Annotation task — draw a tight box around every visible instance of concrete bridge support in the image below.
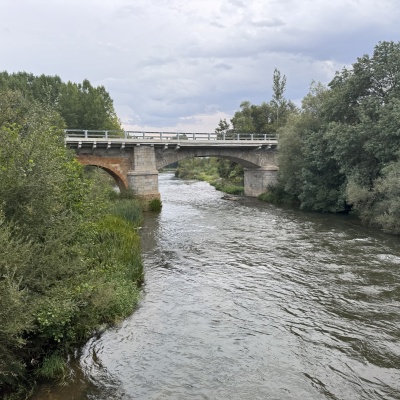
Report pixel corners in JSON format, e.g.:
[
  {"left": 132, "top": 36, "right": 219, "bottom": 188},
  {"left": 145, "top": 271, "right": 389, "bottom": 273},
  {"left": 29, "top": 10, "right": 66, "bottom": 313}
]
[
  {"left": 127, "top": 146, "right": 160, "bottom": 201},
  {"left": 244, "top": 166, "right": 279, "bottom": 197}
]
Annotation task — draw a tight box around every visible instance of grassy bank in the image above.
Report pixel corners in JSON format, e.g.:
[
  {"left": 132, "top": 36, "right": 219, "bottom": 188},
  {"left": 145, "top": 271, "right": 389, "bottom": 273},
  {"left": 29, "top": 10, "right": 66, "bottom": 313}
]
[{"left": 175, "top": 158, "right": 244, "bottom": 195}]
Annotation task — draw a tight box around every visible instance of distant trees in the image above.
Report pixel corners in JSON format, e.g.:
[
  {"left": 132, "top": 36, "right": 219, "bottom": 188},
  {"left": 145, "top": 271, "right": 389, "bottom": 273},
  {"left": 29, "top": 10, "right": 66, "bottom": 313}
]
[
  {"left": 0, "top": 72, "right": 121, "bottom": 130},
  {"left": 212, "top": 68, "right": 298, "bottom": 193},
  {"left": 223, "top": 68, "right": 298, "bottom": 137}
]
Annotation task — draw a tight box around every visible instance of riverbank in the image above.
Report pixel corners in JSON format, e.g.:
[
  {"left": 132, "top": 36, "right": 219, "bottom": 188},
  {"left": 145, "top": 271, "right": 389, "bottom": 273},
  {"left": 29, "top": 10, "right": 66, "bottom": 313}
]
[
  {"left": 2, "top": 196, "right": 145, "bottom": 400},
  {"left": 174, "top": 157, "right": 244, "bottom": 195}
]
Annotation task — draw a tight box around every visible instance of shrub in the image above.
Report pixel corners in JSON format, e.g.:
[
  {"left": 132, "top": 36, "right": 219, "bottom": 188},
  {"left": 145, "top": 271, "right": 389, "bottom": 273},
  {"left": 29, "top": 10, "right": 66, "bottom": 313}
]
[{"left": 148, "top": 198, "right": 162, "bottom": 211}]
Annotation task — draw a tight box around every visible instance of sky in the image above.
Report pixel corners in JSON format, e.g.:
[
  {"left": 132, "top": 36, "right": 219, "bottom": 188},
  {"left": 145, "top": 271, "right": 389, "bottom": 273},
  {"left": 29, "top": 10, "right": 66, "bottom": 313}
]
[{"left": 1, "top": 0, "right": 399, "bottom": 132}]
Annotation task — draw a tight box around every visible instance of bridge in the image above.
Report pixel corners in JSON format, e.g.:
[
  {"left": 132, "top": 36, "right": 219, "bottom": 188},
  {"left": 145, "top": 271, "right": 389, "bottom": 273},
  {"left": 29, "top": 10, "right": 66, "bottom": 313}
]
[{"left": 65, "top": 129, "right": 279, "bottom": 203}]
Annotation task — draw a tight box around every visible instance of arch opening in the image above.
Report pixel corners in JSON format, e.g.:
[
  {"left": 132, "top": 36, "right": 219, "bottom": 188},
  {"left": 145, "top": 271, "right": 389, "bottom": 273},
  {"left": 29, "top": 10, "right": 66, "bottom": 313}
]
[
  {"left": 172, "top": 156, "right": 245, "bottom": 194},
  {"left": 155, "top": 147, "right": 264, "bottom": 171},
  {"left": 83, "top": 165, "right": 127, "bottom": 192}
]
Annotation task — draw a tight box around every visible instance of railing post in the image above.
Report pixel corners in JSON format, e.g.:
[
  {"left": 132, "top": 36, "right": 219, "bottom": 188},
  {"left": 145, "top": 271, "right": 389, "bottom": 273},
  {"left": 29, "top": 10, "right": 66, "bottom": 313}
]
[
  {"left": 251, "top": 134, "right": 253, "bottom": 140},
  {"left": 84, "top": 130, "right": 88, "bottom": 139},
  {"left": 160, "top": 132, "right": 163, "bottom": 140},
  {"left": 124, "top": 131, "right": 127, "bottom": 139},
  {"left": 143, "top": 131, "right": 145, "bottom": 139},
  {"left": 223, "top": 133, "right": 226, "bottom": 140},
  {"left": 105, "top": 130, "right": 108, "bottom": 139},
  {"left": 208, "top": 132, "right": 210, "bottom": 140},
  {"left": 193, "top": 132, "right": 195, "bottom": 140},
  {"left": 237, "top": 133, "right": 240, "bottom": 140},
  {"left": 264, "top": 134, "right": 266, "bottom": 140},
  {"left": 177, "top": 132, "right": 180, "bottom": 140}
]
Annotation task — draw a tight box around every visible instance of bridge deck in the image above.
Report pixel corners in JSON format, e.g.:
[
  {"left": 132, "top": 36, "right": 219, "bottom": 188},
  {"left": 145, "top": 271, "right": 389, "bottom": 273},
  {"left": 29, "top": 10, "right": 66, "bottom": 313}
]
[{"left": 64, "top": 130, "right": 278, "bottom": 149}]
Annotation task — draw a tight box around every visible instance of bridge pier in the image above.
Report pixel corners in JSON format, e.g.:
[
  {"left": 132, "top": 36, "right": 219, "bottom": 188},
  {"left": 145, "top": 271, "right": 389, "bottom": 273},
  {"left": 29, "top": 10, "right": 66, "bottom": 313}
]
[
  {"left": 127, "top": 146, "right": 160, "bottom": 202},
  {"left": 244, "top": 167, "right": 278, "bottom": 197}
]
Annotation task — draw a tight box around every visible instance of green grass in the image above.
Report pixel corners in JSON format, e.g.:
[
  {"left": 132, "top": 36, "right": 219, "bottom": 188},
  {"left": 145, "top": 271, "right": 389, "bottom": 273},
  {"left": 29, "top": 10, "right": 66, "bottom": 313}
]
[
  {"left": 108, "top": 199, "right": 143, "bottom": 226},
  {"left": 36, "top": 352, "right": 68, "bottom": 381},
  {"left": 211, "top": 180, "right": 244, "bottom": 195}
]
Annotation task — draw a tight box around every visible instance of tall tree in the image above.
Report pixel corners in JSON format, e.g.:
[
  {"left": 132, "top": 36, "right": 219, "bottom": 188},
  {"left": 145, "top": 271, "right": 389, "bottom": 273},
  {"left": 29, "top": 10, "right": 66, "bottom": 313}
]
[{"left": 270, "top": 68, "right": 287, "bottom": 125}]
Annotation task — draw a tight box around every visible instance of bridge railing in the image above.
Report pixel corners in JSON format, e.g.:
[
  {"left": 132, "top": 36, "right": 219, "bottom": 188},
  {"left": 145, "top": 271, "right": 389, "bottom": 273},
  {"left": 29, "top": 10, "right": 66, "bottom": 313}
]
[{"left": 64, "top": 129, "right": 277, "bottom": 141}]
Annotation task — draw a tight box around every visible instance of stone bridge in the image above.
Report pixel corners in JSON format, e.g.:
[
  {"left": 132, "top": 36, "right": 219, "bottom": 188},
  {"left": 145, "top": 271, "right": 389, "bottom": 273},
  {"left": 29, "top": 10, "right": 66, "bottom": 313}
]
[{"left": 65, "top": 130, "right": 279, "bottom": 202}]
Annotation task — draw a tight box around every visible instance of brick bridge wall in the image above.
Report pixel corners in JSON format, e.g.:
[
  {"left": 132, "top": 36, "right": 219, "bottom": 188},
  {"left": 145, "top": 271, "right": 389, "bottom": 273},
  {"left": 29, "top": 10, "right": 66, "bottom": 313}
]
[{"left": 76, "top": 154, "right": 131, "bottom": 190}]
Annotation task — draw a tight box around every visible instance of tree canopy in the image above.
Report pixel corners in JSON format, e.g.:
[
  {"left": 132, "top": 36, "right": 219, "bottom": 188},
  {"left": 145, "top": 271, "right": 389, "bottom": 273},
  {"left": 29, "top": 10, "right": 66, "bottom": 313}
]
[
  {"left": 0, "top": 72, "right": 121, "bottom": 130},
  {"left": 216, "top": 68, "right": 298, "bottom": 137},
  {"left": 275, "top": 41, "right": 400, "bottom": 233}
]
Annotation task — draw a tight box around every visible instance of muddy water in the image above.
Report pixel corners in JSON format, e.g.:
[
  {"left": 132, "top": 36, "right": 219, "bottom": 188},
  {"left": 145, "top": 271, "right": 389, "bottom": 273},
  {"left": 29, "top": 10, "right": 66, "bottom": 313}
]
[{"left": 32, "top": 172, "right": 400, "bottom": 399}]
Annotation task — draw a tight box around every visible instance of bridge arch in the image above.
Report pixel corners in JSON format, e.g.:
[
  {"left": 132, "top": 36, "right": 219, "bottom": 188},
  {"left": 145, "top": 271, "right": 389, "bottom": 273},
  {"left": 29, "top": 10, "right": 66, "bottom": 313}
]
[
  {"left": 76, "top": 155, "right": 129, "bottom": 191},
  {"left": 155, "top": 147, "right": 268, "bottom": 170}
]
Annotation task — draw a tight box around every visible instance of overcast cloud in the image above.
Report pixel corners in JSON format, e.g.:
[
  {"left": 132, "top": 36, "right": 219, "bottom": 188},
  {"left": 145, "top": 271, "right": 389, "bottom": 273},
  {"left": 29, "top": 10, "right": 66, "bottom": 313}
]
[{"left": 1, "top": 0, "right": 399, "bottom": 132}]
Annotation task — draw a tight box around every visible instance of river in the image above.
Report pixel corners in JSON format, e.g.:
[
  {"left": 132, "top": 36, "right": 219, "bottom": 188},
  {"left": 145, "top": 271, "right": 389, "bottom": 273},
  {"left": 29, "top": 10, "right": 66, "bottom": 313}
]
[{"left": 33, "top": 172, "right": 400, "bottom": 400}]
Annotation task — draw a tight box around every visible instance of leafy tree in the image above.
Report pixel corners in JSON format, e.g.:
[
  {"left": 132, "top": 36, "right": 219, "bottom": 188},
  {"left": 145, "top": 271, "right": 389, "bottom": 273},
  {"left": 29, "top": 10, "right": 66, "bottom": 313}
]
[
  {"left": 274, "top": 41, "right": 400, "bottom": 229},
  {"left": 230, "top": 69, "right": 297, "bottom": 136},
  {"left": 215, "top": 118, "right": 232, "bottom": 138},
  {"left": 271, "top": 68, "right": 287, "bottom": 125},
  {"left": 231, "top": 101, "right": 256, "bottom": 133},
  {"left": 0, "top": 72, "right": 121, "bottom": 130}
]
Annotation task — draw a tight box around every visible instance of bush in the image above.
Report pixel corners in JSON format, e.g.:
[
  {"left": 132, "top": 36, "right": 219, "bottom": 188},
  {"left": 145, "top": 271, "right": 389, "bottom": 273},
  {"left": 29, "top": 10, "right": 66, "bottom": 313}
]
[
  {"left": 148, "top": 198, "right": 162, "bottom": 211},
  {"left": 258, "top": 184, "right": 298, "bottom": 205}
]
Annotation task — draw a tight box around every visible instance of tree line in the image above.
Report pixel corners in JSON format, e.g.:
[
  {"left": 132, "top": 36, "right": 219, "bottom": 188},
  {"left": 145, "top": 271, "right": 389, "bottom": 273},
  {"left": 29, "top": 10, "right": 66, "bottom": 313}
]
[
  {"left": 0, "top": 71, "right": 121, "bottom": 130},
  {"left": 216, "top": 41, "right": 400, "bottom": 234}
]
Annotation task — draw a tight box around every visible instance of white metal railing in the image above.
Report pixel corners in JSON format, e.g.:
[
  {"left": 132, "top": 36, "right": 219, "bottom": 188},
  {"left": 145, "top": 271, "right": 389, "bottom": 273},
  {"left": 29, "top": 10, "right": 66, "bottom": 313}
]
[{"left": 64, "top": 129, "right": 278, "bottom": 141}]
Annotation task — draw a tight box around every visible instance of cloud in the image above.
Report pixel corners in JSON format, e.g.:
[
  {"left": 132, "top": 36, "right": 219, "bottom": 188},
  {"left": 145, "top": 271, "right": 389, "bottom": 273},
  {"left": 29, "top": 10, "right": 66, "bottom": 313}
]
[{"left": 1, "top": 0, "right": 399, "bottom": 131}]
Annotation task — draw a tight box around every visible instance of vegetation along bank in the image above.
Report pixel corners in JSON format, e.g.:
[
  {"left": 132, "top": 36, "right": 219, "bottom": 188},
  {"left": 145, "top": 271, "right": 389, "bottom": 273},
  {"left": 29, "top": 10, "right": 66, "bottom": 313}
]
[
  {"left": 0, "top": 75, "right": 145, "bottom": 399},
  {"left": 178, "top": 41, "right": 400, "bottom": 234}
]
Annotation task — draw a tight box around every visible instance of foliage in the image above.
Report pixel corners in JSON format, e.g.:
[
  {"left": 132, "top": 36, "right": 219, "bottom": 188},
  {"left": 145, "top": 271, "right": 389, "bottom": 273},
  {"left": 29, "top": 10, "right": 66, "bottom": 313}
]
[
  {"left": 148, "top": 198, "right": 163, "bottom": 211},
  {"left": 215, "top": 118, "right": 232, "bottom": 139},
  {"left": 258, "top": 184, "right": 296, "bottom": 205},
  {"left": 347, "top": 158, "right": 400, "bottom": 233},
  {"left": 175, "top": 157, "right": 219, "bottom": 180},
  {"left": 0, "top": 71, "right": 121, "bottom": 130},
  {"left": 0, "top": 89, "right": 142, "bottom": 397},
  {"left": 108, "top": 199, "right": 144, "bottom": 225},
  {"left": 229, "top": 69, "right": 298, "bottom": 136},
  {"left": 269, "top": 41, "right": 400, "bottom": 232},
  {"left": 212, "top": 181, "right": 244, "bottom": 195},
  {"left": 35, "top": 352, "right": 69, "bottom": 381},
  {"left": 175, "top": 157, "right": 244, "bottom": 194}
]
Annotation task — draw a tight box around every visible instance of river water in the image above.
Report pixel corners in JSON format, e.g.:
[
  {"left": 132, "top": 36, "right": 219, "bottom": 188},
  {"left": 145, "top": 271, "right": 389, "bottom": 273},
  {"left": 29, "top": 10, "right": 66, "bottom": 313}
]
[{"left": 33, "top": 172, "right": 400, "bottom": 400}]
